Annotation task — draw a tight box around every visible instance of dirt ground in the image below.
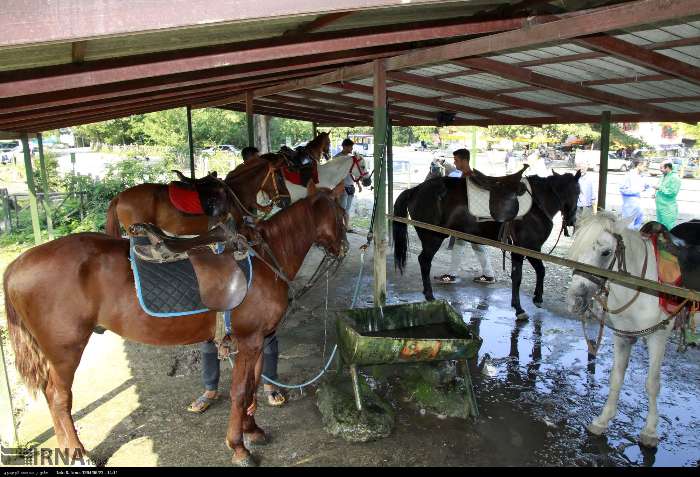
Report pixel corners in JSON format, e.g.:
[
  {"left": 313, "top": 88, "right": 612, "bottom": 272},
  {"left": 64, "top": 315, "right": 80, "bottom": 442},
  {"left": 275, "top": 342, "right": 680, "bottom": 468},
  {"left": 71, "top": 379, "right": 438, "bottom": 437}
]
[{"left": 8, "top": 224, "right": 700, "bottom": 467}]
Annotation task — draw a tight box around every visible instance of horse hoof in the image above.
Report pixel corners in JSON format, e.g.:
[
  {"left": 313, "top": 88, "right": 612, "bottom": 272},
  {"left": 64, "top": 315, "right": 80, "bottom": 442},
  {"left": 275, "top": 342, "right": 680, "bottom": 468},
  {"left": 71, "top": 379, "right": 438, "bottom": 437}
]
[
  {"left": 587, "top": 422, "right": 607, "bottom": 436},
  {"left": 425, "top": 295, "right": 435, "bottom": 302},
  {"left": 533, "top": 299, "right": 543, "bottom": 308},
  {"left": 245, "top": 430, "right": 270, "bottom": 446},
  {"left": 515, "top": 312, "right": 529, "bottom": 322},
  {"left": 639, "top": 432, "right": 659, "bottom": 448},
  {"left": 232, "top": 454, "right": 258, "bottom": 467}
]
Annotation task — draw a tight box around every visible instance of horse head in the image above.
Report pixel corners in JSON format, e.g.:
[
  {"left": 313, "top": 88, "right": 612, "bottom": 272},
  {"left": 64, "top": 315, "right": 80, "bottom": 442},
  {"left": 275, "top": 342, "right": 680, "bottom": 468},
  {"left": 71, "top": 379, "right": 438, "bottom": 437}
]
[
  {"left": 350, "top": 154, "right": 372, "bottom": 188},
  {"left": 307, "top": 131, "right": 331, "bottom": 161},
  {"left": 305, "top": 181, "right": 348, "bottom": 258},
  {"left": 566, "top": 211, "right": 633, "bottom": 314},
  {"left": 258, "top": 153, "right": 292, "bottom": 209},
  {"left": 195, "top": 174, "right": 236, "bottom": 221},
  {"left": 550, "top": 169, "right": 582, "bottom": 233}
]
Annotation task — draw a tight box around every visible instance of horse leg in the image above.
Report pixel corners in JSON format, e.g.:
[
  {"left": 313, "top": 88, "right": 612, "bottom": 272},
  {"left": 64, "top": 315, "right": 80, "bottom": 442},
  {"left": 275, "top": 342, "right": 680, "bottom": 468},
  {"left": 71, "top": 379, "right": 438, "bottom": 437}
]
[
  {"left": 43, "top": 352, "right": 89, "bottom": 461},
  {"left": 417, "top": 233, "right": 441, "bottom": 301},
  {"left": 527, "top": 256, "right": 545, "bottom": 307},
  {"left": 639, "top": 329, "right": 670, "bottom": 448},
  {"left": 510, "top": 253, "right": 528, "bottom": 320},
  {"left": 588, "top": 334, "right": 634, "bottom": 436},
  {"left": 242, "top": 351, "right": 267, "bottom": 446},
  {"left": 226, "top": 339, "right": 263, "bottom": 466}
]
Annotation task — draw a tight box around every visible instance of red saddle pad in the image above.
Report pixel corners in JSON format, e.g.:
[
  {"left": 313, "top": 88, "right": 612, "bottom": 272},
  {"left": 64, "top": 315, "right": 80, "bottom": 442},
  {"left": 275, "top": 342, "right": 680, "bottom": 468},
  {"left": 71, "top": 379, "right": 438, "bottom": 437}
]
[
  {"left": 168, "top": 182, "right": 204, "bottom": 214},
  {"left": 282, "top": 165, "right": 319, "bottom": 186}
]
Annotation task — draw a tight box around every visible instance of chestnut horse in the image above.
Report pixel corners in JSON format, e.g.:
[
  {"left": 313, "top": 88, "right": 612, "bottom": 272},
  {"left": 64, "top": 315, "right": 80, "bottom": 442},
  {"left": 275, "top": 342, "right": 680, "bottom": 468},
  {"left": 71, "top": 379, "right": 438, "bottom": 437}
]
[
  {"left": 3, "top": 182, "right": 347, "bottom": 466},
  {"left": 105, "top": 153, "right": 290, "bottom": 237}
]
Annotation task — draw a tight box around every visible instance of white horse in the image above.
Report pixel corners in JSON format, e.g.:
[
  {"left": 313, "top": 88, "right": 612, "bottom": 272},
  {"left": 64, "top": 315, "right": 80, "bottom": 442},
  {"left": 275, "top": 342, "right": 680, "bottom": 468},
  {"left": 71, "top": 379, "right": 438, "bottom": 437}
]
[
  {"left": 285, "top": 153, "right": 370, "bottom": 202},
  {"left": 566, "top": 211, "right": 676, "bottom": 448}
]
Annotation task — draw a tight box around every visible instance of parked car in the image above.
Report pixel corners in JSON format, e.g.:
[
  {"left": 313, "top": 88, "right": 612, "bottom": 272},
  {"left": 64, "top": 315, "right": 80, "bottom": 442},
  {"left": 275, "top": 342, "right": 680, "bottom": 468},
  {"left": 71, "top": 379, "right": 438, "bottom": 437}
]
[
  {"left": 0, "top": 140, "right": 18, "bottom": 164},
  {"left": 201, "top": 144, "right": 240, "bottom": 155},
  {"left": 575, "top": 149, "right": 631, "bottom": 172}
]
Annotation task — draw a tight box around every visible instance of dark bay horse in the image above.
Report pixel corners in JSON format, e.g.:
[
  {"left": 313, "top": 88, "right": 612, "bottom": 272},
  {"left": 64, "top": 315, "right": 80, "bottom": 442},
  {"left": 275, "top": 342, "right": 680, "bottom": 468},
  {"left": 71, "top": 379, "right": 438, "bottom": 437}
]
[
  {"left": 393, "top": 171, "right": 581, "bottom": 320},
  {"left": 105, "top": 153, "right": 290, "bottom": 237},
  {"left": 4, "top": 182, "right": 347, "bottom": 466}
]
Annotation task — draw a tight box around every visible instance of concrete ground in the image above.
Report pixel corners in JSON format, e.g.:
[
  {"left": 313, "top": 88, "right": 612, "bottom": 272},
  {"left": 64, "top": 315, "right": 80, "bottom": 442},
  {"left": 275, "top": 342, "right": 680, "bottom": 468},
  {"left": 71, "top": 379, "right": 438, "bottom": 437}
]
[{"left": 12, "top": 228, "right": 700, "bottom": 467}]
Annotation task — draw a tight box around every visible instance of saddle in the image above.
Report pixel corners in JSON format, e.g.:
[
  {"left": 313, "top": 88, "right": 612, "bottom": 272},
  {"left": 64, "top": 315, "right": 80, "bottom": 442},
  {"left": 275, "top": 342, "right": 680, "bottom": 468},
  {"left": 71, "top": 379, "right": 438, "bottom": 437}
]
[
  {"left": 130, "top": 221, "right": 250, "bottom": 312},
  {"left": 640, "top": 221, "right": 700, "bottom": 294},
  {"left": 280, "top": 145, "right": 319, "bottom": 186},
  {"left": 466, "top": 165, "right": 531, "bottom": 222},
  {"left": 168, "top": 181, "right": 205, "bottom": 215}
]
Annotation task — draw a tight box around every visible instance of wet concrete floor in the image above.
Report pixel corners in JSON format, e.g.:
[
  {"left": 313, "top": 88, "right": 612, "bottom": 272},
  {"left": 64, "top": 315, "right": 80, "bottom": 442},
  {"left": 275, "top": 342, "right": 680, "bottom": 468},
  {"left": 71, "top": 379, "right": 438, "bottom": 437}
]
[{"left": 14, "top": 232, "right": 700, "bottom": 467}]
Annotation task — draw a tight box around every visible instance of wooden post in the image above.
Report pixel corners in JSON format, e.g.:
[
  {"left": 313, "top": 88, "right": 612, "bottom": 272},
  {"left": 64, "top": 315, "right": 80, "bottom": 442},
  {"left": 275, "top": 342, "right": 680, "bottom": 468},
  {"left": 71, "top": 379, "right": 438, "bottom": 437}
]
[
  {"left": 37, "top": 133, "right": 54, "bottom": 240},
  {"left": 598, "top": 111, "right": 611, "bottom": 210},
  {"left": 1, "top": 189, "right": 10, "bottom": 233},
  {"left": 312, "top": 122, "right": 318, "bottom": 139},
  {"left": 186, "top": 105, "right": 195, "bottom": 179},
  {"left": 470, "top": 126, "right": 478, "bottom": 169},
  {"left": 373, "top": 59, "right": 387, "bottom": 306},
  {"left": 246, "top": 91, "right": 255, "bottom": 148},
  {"left": 0, "top": 334, "right": 18, "bottom": 448},
  {"left": 386, "top": 115, "right": 393, "bottom": 246},
  {"left": 21, "top": 134, "right": 42, "bottom": 244}
]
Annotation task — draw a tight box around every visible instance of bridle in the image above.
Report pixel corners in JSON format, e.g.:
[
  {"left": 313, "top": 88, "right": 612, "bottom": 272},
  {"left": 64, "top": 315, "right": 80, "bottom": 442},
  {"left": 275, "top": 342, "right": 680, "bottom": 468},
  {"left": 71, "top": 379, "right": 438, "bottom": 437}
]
[
  {"left": 571, "top": 230, "right": 680, "bottom": 355},
  {"left": 255, "top": 163, "right": 290, "bottom": 213},
  {"left": 348, "top": 155, "right": 369, "bottom": 190}
]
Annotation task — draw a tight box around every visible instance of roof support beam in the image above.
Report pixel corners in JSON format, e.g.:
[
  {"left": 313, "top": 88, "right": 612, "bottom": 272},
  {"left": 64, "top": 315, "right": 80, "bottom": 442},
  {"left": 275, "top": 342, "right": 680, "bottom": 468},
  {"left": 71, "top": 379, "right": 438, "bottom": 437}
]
[
  {"left": 575, "top": 34, "right": 700, "bottom": 86},
  {"left": 386, "top": 71, "right": 595, "bottom": 122},
  {"left": 459, "top": 57, "right": 672, "bottom": 116},
  {"left": 283, "top": 12, "right": 354, "bottom": 36}
]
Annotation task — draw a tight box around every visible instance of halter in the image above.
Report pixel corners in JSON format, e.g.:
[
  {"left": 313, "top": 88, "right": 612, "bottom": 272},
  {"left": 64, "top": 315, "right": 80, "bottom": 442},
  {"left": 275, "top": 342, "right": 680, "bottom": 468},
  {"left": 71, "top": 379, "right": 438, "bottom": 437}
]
[
  {"left": 573, "top": 231, "right": 680, "bottom": 355},
  {"left": 348, "top": 155, "right": 368, "bottom": 188},
  {"left": 255, "top": 164, "right": 290, "bottom": 213}
]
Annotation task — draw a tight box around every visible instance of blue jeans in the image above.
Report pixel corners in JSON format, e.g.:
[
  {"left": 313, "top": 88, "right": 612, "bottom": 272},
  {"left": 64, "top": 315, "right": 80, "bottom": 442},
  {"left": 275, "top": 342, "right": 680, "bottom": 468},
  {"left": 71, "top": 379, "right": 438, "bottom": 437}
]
[{"left": 201, "top": 334, "right": 279, "bottom": 391}]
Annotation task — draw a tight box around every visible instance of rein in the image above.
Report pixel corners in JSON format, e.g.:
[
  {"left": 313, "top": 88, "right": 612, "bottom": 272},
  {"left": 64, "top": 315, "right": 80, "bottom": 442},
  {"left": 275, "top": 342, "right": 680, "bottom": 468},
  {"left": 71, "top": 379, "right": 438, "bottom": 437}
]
[
  {"left": 349, "top": 155, "right": 368, "bottom": 191},
  {"left": 255, "top": 165, "right": 290, "bottom": 213}
]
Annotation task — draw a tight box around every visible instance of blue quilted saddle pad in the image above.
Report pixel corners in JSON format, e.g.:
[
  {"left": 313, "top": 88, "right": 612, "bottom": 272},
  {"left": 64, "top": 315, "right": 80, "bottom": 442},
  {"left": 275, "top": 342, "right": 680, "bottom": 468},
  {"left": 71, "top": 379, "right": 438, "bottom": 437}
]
[{"left": 129, "top": 236, "right": 252, "bottom": 318}]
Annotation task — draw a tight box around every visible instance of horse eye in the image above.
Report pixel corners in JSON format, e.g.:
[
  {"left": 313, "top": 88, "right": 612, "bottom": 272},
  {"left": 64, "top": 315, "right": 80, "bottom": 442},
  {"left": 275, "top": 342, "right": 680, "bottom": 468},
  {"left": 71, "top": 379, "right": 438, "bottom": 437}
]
[{"left": 601, "top": 249, "right": 612, "bottom": 257}]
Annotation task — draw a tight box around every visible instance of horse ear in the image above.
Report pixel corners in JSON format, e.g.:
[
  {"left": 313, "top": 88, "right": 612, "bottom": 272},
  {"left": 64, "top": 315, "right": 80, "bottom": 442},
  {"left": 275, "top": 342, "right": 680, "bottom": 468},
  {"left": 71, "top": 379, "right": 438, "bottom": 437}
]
[
  {"left": 306, "top": 179, "right": 317, "bottom": 196},
  {"left": 575, "top": 169, "right": 582, "bottom": 180},
  {"left": 210, "top": 171, "right": 218, "bottom": 178},
  {"left": 552, "top": 169, "right": 559, "bottom": 176},
  {"left": 331, "top": 182, "right": 345, "bottom": 199}
]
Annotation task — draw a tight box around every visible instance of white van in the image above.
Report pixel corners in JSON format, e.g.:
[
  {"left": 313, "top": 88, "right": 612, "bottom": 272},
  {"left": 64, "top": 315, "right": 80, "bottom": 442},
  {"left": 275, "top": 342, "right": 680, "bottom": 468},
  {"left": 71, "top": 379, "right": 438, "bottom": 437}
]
[{"left": 575, "top": 149, "right": 631, "bottom": 172}]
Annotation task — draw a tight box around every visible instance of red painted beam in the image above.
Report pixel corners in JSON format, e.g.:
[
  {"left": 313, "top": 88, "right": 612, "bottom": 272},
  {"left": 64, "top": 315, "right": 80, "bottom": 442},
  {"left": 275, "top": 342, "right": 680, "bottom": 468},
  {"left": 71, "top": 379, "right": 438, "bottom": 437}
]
[
  {"left": 0, "top": 16, "right": 534, "bottom": 98},
  {"left": 576, "top": 34, "right": 700, "bottom": 85},
  {"left": 386, "top": 71, "right": 596, "bottom": 122},
  {"left": 459, "top": 57, "right": 671, "bottom": 116}
]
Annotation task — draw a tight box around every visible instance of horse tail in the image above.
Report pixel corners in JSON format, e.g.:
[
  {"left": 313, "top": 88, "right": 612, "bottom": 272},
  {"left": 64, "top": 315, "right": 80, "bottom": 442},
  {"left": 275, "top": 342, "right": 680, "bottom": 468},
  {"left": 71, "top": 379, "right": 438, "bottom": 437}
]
[
  {"left": 393, "top": 187, "right": 414, "bottom": 275},
  {"left": 3, "top": 265, "right": 49, "bottom": 396},
  {"left": 105, "top": 196, "right": 122, "bottom": 238}
]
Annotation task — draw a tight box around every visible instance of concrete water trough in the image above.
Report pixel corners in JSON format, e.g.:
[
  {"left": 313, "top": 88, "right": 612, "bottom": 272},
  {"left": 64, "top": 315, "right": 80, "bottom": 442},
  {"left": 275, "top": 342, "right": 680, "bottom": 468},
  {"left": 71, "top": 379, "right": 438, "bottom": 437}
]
[{"left": 335, "top": 300, "right": 482, "bottom": 415}]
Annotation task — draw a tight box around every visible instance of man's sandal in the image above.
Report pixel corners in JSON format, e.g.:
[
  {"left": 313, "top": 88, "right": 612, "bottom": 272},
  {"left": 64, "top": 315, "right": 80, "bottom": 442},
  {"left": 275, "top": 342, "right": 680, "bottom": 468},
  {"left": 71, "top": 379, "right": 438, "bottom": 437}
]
[
  {"left": 473, "top": 275, "right": 495, "bottom": 284},
  {"left": 187, "top": 392, "right": 220, "bottom": 414},
  {"left": 265, "top": 389, "right": 286, "bottom": 407}
]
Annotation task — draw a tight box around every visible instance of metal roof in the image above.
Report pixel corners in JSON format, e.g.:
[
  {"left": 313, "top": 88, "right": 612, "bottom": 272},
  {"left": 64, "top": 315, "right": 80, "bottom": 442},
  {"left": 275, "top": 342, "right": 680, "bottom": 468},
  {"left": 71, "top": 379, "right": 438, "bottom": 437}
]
[{"left": 2, "top": 0, "right": 700, "bottom": 133}]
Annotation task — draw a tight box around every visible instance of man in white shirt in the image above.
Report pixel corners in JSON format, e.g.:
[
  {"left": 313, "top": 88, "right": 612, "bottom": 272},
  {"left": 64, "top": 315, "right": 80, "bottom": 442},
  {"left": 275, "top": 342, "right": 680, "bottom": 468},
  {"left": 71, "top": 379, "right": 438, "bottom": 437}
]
[
  {"left": 333, "top": 138, "right": 358, "bottom": 232},
  {"left": 574, "top": 157, "right": 598, "bottom": 228},
  {"left": 436, "top": 149, "right": 496, "bottom": 284},
  {"left": 620, "top": 158, "right": 652, "bottom": 230}
]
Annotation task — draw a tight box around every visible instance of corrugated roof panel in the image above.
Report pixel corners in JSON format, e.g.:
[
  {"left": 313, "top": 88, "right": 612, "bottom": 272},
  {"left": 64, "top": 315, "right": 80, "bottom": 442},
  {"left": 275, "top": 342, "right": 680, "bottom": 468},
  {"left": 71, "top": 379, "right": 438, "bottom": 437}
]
[
  {"left": 393, "top": 102, "right": 440, "bottom": 112},
  {"left": 614, "top": 33, "right": 651, "bottom": 46},
  {"left": 351, "top": 78, "right": 375, "bottom": 87},
  {"left": 619, "top": 29, "right": 679, "bottom": 44},
  {"left": 344, "top": 92, "right": 373, "bottom": 101},
  {"left": 565, "top": 105, "right": 633, "bottom": 115},
  {"left": 657, "top": 49, "right": 700, "bottom": 67},
  {"left": 530, "top": 63, "right": 598, "bottom": 82},
  {"left": 653, "top": 101, "right": 697, "bottom": 113},
  {"left": 671, "top": 45, "right": 700, "bottom": 59},
  {"left": 406, "top": 64, "right": 466, "bottom": 77},
  {"left": 507, "top": 90, "right": 582, "bottom": 105},
  {"left": 599, "top": 56, "right": 658, "bottom": 75},
  {"left": 444, "top": 73, "right": 526, "bottom": 90},
  {"left": 659, "top": 24, "right": 700, "bottom": 39},
  {"left": 313, "top": 86, "right": 345, "bottom": 94},
  {"left": 388, "top": 83, "right": 443, "bottom": 98},
  {"left": 590, "top": 83, "right": 661, "bottom": 100},
  {"left": 500, "top": 109, "right": 551, "bottom": 118},
  {"left": 454, "top": 113, "right": 488, "bottom": 120},
  {"left": 442, "top": 96, "right": 502, "bottom": 110}
]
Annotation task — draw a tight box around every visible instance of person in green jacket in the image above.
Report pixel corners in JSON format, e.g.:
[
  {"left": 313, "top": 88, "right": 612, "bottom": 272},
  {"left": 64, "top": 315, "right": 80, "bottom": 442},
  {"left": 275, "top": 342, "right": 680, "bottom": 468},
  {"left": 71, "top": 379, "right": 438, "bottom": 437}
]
[{"left": 653, "top": 159, "right": 682, "bottom": 230}]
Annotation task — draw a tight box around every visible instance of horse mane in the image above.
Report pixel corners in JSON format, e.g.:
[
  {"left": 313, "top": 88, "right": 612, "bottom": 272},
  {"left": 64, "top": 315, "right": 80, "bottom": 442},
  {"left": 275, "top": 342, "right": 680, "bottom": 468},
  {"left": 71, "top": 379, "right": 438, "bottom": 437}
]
[
  {"left": 567, "top": 210, "right": 620, "bottom": 261},
  {"left": 306, "top": 131, "right": 329, "bottom": 149}
]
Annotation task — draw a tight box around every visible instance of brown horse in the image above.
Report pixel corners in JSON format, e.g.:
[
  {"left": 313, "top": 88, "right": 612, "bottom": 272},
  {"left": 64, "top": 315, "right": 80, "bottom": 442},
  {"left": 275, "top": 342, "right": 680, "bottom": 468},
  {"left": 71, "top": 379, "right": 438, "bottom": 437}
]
[
  {"left": 3, "top": 182, "right": 347, "bottom": 466},
  {"left": 105, "top": 153, "right": 290, "bottom": 237}
]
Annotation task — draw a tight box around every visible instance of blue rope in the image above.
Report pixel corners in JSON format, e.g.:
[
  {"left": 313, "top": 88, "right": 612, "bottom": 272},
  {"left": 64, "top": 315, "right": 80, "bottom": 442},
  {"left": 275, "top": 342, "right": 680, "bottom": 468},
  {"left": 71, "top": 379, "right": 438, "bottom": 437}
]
[{"left": 248, "top": 250, "right": 366, "bottom": 390}]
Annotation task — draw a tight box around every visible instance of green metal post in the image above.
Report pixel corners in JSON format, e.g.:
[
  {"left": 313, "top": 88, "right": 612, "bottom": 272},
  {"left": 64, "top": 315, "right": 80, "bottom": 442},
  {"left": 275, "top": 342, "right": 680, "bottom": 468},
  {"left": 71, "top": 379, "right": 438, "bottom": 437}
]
[
  {"left": 37, "top": 133, "right": 54, "bottom": 240},
  {"left": 187, "top": 105, "right": 195, "bottom": 179},
  {"left": 598, "top": 111, "right": 611, "bottom": 210},
  {"left": 246, "top": 91, "right": 255, "bottom": 148},
  {"left": 70, "top": 152, "right": 76, "bottom": 195},
  {"left": 21, "top": 134, "right": 42, "bottom": 244},
  {"left": 373, "top": 59, "right": 387, "bottom": 306},
  {"left": 386, "top": 115, "right": 393, "bottom": 246}
]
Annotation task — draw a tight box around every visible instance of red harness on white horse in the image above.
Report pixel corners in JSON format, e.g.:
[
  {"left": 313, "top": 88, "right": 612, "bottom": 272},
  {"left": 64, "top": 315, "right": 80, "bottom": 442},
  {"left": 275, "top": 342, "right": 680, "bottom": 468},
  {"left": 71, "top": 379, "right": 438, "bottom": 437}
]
[{"left": 348, "top": 155, "right": 367, "bottom": 186}]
